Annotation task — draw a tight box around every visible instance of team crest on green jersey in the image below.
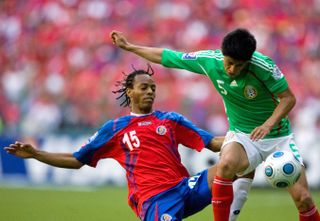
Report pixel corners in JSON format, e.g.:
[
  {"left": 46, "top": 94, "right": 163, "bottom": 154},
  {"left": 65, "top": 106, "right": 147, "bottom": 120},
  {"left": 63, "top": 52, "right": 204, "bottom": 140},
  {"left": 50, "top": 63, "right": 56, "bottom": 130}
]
[{"left": 244, "top": 85, "right": 258, "bottom": 99}]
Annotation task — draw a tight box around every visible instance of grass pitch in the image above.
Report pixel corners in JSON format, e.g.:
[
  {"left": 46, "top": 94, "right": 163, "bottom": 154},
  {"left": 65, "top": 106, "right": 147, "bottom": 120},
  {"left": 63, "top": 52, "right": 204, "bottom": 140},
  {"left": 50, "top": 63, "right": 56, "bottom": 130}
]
[{"left": 0, "top": 186, "right": 319, "bottom": 220}]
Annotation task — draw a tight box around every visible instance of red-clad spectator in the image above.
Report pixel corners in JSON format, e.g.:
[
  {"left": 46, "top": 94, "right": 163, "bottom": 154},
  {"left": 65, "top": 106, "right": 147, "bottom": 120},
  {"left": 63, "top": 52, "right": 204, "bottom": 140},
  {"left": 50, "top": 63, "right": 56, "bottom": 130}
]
[{"left": 0, "top": 0, "right": 319, "bottom": 138}]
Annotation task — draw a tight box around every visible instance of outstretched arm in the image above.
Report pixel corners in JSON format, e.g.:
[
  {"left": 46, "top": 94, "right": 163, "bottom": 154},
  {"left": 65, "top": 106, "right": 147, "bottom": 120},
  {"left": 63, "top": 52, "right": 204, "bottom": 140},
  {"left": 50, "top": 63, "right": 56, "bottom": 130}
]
[
  {"left": 206, "top": 136, "right": 225, "bottom": 152},
  {"left": 110, "top": 30, "right": 163, "bottom": 64},
  {"left": 4, "top": 141, "right": 83, "bottom": 169}
]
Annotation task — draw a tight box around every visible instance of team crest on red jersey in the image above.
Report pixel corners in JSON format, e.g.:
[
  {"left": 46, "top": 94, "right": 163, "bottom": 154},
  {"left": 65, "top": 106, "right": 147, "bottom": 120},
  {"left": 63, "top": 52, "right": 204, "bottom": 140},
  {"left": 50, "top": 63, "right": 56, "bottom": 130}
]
[{"left": 156, "top": 125, "right": 167, "bottom": 135}]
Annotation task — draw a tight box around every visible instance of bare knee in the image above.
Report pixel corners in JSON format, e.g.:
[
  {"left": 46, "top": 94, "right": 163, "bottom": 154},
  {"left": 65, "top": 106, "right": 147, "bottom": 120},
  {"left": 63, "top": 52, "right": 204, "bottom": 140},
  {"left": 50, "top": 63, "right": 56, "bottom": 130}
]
[
  {"left": 217, "top": 160, "right": 238, "bottom": 178},
  {"left": 217, "top": 143, "right": 249, "bottom": 179}
]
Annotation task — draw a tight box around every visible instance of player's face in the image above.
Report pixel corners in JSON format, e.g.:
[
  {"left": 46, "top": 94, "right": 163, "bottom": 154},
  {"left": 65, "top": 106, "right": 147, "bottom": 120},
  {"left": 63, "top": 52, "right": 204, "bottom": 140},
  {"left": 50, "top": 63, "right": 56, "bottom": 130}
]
[
  {"left": 128, "top": 74, "right": 156, "bottom": 114},
  {"left": 223, "top": 56, "right": 248, "bottom": 78}
]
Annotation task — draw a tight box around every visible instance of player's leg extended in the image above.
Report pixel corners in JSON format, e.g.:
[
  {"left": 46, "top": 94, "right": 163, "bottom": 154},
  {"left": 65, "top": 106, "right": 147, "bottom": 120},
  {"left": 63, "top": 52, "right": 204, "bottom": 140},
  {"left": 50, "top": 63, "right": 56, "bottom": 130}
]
[
  {"left": 229, "top": 171, "right": 254, "bottom": 221},
  {"left": 212, "top": 141, "right": 249, "bottom": 221},
  {"left": 287, "top": 167, "right": 320, "bottom": 221},
  {"left": 207, "top": 166, "right": 253, "bottom": 221}
]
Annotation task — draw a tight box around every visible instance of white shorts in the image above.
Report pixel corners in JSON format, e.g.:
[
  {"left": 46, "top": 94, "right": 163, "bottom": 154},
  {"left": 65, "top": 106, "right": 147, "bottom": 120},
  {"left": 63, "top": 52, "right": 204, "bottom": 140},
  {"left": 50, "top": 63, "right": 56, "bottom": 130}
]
[{"left": 222, "top": 131, "right": 304, "bottom": 176}]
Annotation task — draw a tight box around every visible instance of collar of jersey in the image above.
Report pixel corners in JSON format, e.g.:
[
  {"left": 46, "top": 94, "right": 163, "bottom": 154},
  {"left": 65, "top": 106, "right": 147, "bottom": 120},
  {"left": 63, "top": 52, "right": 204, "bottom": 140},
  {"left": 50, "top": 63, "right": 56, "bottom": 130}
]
[
  {"left": 130, "top": 111, "right": 154, "bottom": 117},
  {"left": 223, "top": 63, "right": 249, "bottom": 81}
]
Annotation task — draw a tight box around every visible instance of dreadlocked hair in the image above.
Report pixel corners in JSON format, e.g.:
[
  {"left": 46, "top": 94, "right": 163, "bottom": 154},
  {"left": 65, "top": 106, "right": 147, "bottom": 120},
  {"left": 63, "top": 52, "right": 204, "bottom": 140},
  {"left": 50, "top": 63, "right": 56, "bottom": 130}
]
[{"left": 113, "top": 64, "right": 154, "bottom": 107}]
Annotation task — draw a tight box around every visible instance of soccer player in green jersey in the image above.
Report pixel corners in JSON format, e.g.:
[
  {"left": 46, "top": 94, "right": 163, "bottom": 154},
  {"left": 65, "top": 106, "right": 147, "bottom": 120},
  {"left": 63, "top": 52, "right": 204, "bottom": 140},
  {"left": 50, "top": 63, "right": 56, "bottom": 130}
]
[{"left": 110, "top": 29, "right": 320, "bottom": 221}]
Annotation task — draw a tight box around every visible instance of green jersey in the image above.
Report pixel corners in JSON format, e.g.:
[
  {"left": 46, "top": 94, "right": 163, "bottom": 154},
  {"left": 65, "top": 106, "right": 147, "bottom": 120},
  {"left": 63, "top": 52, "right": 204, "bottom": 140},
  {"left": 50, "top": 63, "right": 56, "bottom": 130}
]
[{"left": 162, "top": 49, "right": 291, "bottom": 138}]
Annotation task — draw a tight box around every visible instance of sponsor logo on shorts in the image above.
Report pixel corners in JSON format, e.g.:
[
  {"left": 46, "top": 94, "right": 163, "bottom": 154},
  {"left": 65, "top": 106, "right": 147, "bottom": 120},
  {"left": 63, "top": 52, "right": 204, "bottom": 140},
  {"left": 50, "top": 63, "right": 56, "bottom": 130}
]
[
  {"left": 161, "top": 214, "right": 172, "bottom": 221},
  {"left": 224, "top": 132, "right": 235, "bottom": 143},
  {"left": 156, "top": 126, "right": 167, "bottom": 135},
  {"left": 188, "top": 174, "right": 200, "bottom": 189}
]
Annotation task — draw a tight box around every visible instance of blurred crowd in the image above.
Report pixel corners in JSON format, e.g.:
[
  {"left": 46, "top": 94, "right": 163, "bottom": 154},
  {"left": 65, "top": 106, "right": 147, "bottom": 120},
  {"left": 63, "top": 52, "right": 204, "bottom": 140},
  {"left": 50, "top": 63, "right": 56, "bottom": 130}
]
[{"left": 0, "top": 0, "right": 320, "bottom": 142}]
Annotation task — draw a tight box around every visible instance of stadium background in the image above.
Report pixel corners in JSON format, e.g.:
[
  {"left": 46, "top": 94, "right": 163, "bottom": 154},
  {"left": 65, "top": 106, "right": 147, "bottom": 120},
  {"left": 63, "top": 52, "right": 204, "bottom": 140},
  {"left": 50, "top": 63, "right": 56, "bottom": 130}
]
[{"left": 0, "top": 0, "right": 319, "bottom": 218}]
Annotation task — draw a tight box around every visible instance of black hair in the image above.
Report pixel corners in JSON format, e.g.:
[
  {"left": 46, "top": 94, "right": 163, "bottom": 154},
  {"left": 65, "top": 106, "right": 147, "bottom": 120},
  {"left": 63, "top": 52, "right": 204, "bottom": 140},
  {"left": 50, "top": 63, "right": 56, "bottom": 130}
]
[
  {"left": 222, "top": 28, "right": 257, "bottom": 61},
  {"left": 113, "top": 64, "right": 154, "bottom": 107}
]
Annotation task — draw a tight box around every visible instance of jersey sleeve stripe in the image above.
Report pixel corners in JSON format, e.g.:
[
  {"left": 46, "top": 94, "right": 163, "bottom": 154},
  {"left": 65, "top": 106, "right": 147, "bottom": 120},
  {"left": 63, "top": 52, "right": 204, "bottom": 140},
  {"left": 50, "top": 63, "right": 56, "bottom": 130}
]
[
  {"left": 196, "top": 51, "right": 223, "bottom": 60},
  {"left": 251, "top": 56, "right": 273, "bottom": 71},
  {"left": 197, "top": 62, "right": 210, "bottom": 77}
]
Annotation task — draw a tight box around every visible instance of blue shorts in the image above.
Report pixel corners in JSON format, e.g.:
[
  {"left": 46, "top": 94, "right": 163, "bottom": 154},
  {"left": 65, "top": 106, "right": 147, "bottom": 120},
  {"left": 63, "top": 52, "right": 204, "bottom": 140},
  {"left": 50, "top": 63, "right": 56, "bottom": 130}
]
[{"left": 142, "top": 170, "right": 211, "bottom": 221}]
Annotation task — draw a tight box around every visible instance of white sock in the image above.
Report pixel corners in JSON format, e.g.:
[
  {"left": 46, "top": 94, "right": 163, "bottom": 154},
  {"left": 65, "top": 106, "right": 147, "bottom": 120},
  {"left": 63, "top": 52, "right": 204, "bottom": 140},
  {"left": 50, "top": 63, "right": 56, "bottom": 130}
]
[{"left": 229, "top": 178, "right": 253, "bottom": 221}]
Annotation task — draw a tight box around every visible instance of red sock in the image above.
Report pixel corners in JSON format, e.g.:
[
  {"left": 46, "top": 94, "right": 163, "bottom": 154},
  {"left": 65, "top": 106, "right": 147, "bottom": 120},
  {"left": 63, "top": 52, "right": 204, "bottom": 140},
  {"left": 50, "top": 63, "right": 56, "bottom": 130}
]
[
  {"left": 300, "top": 206, "right": 320, "bottom": 221},
  {"left": 212, "top": 176, "right": 233, "bottom": 221}
]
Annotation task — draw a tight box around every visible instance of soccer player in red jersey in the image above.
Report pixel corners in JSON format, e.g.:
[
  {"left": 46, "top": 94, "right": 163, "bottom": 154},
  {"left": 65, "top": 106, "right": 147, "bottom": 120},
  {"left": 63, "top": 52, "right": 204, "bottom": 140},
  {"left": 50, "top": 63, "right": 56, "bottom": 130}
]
[{"left": 5, "top": 66, "right": 246, "bottom": 221}]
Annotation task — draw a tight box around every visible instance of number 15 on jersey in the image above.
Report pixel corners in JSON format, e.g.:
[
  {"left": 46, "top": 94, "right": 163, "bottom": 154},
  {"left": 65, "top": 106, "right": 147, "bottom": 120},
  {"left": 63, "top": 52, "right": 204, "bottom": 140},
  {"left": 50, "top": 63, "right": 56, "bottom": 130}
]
[{"left": 122, "top": 130, "right": 140, "bottom": 151}]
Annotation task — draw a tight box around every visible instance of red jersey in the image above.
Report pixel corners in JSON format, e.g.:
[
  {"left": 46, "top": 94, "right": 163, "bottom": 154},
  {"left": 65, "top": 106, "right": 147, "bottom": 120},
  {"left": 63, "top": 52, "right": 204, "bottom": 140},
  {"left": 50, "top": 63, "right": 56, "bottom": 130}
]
[{"left": 73, "top": 111, "right": 213, "bottom": 218}]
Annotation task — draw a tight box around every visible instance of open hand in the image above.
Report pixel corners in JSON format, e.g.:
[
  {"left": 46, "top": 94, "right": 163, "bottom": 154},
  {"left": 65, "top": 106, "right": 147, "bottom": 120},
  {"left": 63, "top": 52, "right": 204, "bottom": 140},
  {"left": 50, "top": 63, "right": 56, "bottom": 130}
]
[
  {"left": 4, "top": 141, "right": 37, "bottom": 158},
  {"left": 250, "top": 124, "right": 272, "bottom": 141}
]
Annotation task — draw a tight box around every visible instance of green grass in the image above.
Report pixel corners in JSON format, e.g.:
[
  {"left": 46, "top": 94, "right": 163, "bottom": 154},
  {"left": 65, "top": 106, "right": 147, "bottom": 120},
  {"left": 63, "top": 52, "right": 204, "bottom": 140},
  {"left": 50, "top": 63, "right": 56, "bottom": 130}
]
[
  {"left": 0, "top": 186, "right": 319, "bottom": 220},
  {"left": 187, "top": 188, "right": 320, "bottom": 221}
]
